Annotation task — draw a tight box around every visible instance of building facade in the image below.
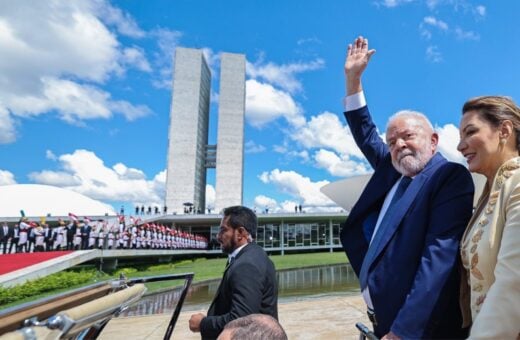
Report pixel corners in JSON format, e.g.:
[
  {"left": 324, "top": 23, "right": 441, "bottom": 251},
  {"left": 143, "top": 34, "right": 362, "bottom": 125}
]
[
  {"left": 215, "top": 53, "right": 246, "bottom": 213},
  {"left": 165, "top": 48, "right": 211, "bottom": 214},
  {"left": 154, "top": 212, "right": 346, "bottom": 255},
  {"left": 165, "top": 48, "right": 246, "bottom": 214}
]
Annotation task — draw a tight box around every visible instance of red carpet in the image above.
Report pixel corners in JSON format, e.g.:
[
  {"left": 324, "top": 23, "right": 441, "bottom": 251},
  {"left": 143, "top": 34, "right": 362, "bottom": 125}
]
[{"left": 0, "top": 251, "right": 73, "bottom": 275}]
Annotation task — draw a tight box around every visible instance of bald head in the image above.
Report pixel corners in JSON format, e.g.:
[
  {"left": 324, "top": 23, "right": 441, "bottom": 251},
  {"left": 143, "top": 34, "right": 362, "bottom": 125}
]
[
  {"left": 217, "top": 314, "right": 287, "bottom": 340},
  {"left": 386, "top": 110, "right": 434, "bottom": 134},
  {"left": 385, "top": 110, "right": 438, "bottom": 176}
]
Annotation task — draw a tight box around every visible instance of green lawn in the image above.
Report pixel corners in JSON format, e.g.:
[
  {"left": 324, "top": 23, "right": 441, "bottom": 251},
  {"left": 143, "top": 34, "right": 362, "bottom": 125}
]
[{"left": 138, "top": 252, "right": 348, "bottom": 292}]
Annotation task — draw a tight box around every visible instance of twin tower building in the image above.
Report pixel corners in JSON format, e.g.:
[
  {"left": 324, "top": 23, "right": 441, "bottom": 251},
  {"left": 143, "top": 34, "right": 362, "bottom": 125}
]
[{"left": 165, "top": 48, "right": 246, "bottom": 215}]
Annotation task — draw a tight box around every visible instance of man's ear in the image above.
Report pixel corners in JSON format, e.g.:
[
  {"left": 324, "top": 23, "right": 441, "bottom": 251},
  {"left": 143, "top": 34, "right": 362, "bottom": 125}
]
[
  {"left": 237, "top": 226, "right": 249, "bottom": 239},
  {"left": 431, "top": 132, "right": 439, "bottom": 150}
]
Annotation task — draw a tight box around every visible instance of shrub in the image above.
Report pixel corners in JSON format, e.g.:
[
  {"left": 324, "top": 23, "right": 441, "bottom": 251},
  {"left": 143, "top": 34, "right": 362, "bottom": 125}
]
[{"left": 0, "top": 270, "right": 96, "bottom": 306}]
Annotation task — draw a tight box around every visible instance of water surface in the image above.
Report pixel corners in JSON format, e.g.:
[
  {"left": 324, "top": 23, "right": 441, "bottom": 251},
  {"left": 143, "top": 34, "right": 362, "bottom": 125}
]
[{"left": 122, "top": 264, "right": 359, "bottom": 317}]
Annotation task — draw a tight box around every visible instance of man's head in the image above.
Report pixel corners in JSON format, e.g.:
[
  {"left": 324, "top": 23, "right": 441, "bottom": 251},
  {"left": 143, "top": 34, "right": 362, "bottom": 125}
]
[
  {"left": 217, "top": 314, "right": 287, "bottom": 340},
  {"left": 218, "top": 206, "right": 257, "bottom": 254},
  {"left": 386, "top": 110, "right": 438, "bottom": 177}
]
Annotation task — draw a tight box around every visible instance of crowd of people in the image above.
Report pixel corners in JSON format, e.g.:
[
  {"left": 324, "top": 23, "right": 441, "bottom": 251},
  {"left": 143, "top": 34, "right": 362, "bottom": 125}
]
[{"left": 0, "top": 216, "right": 208, "bottom": 254}]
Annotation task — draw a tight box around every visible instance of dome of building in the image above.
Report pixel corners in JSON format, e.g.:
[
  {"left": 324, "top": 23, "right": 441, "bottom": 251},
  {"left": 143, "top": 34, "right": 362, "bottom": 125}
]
[{"left": 0, "top": 184, "right": 116, "bottom": 218}]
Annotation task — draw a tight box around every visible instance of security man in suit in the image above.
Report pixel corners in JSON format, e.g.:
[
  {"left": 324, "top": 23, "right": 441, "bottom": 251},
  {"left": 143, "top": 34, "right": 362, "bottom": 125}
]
[
  {"left": 0, "top": 221, "right": 14, "bottom": 254},
  {"left": 341, "top": 36, "right": 474, "bottom": 339},
  {"left": 189, "top": 206, "right": 278, "bottom": 339}
]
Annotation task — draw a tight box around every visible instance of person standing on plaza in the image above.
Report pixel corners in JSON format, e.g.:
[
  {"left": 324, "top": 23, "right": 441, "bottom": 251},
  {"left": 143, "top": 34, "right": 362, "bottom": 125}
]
[
  {"left": 341, "top": 36, "right": 474, "bottom": 339},
  {"left": 0, "top": 221, "right": 13, "bottom": 254},
  {"left": 189, "top": 206, "right": 278, "bottom": 340},
  {"left": 43, "top": 223, "right": 53, "bottom": 251},
  {"left": 9, "top": 224, "right": 19, "bottom": 254},
  {"left": 18, "top": 217, "right": 30, "bottom": 253}
]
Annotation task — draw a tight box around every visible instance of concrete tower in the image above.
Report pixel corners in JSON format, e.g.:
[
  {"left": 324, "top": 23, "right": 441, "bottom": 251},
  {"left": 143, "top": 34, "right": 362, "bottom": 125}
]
[
  {"left": 165, "top": 48, "right": 245, "bottom": 214},
  {"left": 214, "top": 53, "right": 246, "bottom": 213},
  {"left": 165, "top": 48, "right": 211, "bottom": 214}
]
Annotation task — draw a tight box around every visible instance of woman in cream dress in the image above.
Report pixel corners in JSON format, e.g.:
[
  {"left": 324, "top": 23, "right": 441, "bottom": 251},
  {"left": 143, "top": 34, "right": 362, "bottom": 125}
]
[{"left": 457, "top": 96, "right": 520, "bottom": 339}]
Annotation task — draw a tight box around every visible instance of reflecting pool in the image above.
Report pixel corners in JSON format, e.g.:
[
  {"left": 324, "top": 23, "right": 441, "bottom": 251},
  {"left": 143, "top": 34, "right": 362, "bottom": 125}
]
[{"left": 121, "top": 264, "right": 359, "bottom": 316}]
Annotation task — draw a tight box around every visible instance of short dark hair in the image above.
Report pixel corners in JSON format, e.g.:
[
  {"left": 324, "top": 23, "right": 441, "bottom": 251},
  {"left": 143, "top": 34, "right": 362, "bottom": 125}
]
[
  {"left": 223, "top": 206, "right": 257, "bottom": 237},
  {"left": 224, "top": 314, "right": 287, "bottom": 340}
]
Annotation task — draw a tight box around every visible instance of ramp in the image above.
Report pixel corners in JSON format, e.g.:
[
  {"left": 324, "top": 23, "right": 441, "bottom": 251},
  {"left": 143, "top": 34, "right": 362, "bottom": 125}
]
[{"left": 0, "top": 250, "right": 100, "bottom": 288}]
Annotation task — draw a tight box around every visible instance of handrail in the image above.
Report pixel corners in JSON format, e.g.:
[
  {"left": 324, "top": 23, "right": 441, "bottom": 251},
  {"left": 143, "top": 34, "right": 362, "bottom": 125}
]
[
  {"left": 356, "top": 322, "right": 379, "bottom": 340},
  {"left": 0, "top": 272, "right": 195, "bottom": 339}
]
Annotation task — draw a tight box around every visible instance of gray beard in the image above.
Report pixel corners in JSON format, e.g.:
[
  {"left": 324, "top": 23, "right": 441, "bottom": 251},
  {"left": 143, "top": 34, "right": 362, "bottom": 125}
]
[{"left": 392, "top": 150, "right": 431, "bottom": 176}]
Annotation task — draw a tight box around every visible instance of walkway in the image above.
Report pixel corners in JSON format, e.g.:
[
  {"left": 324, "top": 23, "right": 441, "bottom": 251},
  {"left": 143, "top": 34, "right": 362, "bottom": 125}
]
[{"left": 100, "top": 294, "right": 370, "bottom": 339}]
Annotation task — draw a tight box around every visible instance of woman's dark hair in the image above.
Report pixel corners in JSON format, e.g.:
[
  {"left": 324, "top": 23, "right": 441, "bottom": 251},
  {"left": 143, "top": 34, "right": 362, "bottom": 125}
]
[{"left": 463, "top": 95, "right": 520, "bottom": 151}]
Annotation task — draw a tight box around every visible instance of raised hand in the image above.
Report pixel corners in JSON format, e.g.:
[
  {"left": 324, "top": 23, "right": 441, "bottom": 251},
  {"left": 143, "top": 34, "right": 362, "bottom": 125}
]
[{"left": 345, "top": 36, "right": 376, "bottom": 95}]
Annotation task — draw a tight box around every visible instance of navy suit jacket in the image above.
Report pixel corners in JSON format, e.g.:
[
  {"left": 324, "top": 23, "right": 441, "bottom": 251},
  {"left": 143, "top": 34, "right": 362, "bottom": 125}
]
[
  {"left": 200, "top": 242, "right": 278, "bottom": 339},
  {"left": 0, "top": 226, "right": 13, "bottom": 241},
  {"left": 341, "top": 106, "right": 474, "bottom": 339}
]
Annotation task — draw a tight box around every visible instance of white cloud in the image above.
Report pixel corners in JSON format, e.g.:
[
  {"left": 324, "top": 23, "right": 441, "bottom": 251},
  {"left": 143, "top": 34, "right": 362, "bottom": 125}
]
[
  {"left": 28, "top": 171, "right": 82, "bottom": 186},
  {"left": 314, "top": 149, "right": 372, "bottom": 177},
  {"left": 475, "top": 5, "right": 486, "bottom": 18},
  {"left": 423, "top": 16, "right": 449, "bottom": 31},
  {"left": 245, "top": 79, "right": 305, "bottom": 128},
  {"left": 291, "top": 112, "right": 365, "bottom": 159},
  {"left": 46, "top": 150, "right": 57, "bottom": 161},
  {"left": 436, "top": 123, "right": 465, "bottom": 163},
  {"left": 246, "top": 58, "right": 324, "bottom": 94},
  {"left": 259, "top": 169, "right": 335, "bottom": 207},
  {"left": 296, "top": 37, "right": 321, "bottom": 46},
  {"left": 245, "top": 140, "right": 266, "bottom": 154},
  {"left": 6, "top": 77, "right": 151, "bottom": 124},
  {"left": 378, "top": 0, "right": 415, "bottom": 8},
  {"left": 426, "top": 0, "right": 441, "bottom": 10},
  {"left": 0, "top": 106, "right": 16, "bottom": 144},
  {"left": 202, "top": 47, "right": 220, "bottom": 75},
  {"left": 454, "top": 27, "right": 480, "bottom": 41},
  {"left": 253, "top": 195, "right": 317, "bottom": 213},
  {"left": 254, "top": 195, "right": 278, "bottom": 209},
  {"left": 151, "top": 28, "right": 183, "bottom": 89},
  {"left": 206, "top": 184, "right": 215, "bottom": 210},
  {"left": 94, "top": 0, "right": 146, "bottom": 38},
  {"left": 122, "top": 46, "right": 151, "bottom": 72},
  {"left": 112, "top": 163, "right": 146, "bottom": 180},
  {"left": 28, "top": 149, "right": 165, "bottom": 206},
  {"left": 0, "top": 170, "right": 17, "bottom": 185},
  {"left": 426, "top": 45, "right": 443, "bottom": 63},
  {"left": 0, "top": 0, "right": 152, "bottom": 143}
]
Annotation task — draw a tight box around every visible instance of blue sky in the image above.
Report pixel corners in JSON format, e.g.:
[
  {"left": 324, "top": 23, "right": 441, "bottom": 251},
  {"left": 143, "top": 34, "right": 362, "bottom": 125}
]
[{"left": 1, "top": 0, "right": 519, "bottom": 214}]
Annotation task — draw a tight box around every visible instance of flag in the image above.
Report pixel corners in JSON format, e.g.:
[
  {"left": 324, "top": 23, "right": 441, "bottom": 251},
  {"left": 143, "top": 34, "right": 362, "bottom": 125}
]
[
  {"left": 20, "top": 210, "right": 25, "bottom": 217},
  {"left": 68, "top": 213, "right": 78, "bottom": 222},
  {"left": 40, "top": 216, "right": 46, "bottom": 224}
]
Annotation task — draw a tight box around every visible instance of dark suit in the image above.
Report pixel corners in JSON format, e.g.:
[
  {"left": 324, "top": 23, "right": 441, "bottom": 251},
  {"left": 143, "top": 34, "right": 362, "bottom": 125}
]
[
  {"left": 80, "top": 225, "right": 91, "bottom": 250},
  {"left": 200, "top": 243, "right": 278, "bottom": 339},
  {"left": 341, "top": 106, "right": 474, "bottom": 338},
  {"left": 0, "top": 225, "right": 14, "bottom": 254}
]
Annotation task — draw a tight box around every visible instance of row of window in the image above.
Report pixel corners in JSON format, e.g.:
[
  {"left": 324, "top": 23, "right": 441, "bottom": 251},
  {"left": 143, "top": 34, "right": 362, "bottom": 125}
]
[{"left": 210, "top": 222, "right": 342, "bottom": 249}]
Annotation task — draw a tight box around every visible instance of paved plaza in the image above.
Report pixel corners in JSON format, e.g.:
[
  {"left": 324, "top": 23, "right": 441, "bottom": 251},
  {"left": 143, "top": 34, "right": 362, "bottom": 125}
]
[{"left": 100, "top": 294, "right": 369, "bottom": 339}]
